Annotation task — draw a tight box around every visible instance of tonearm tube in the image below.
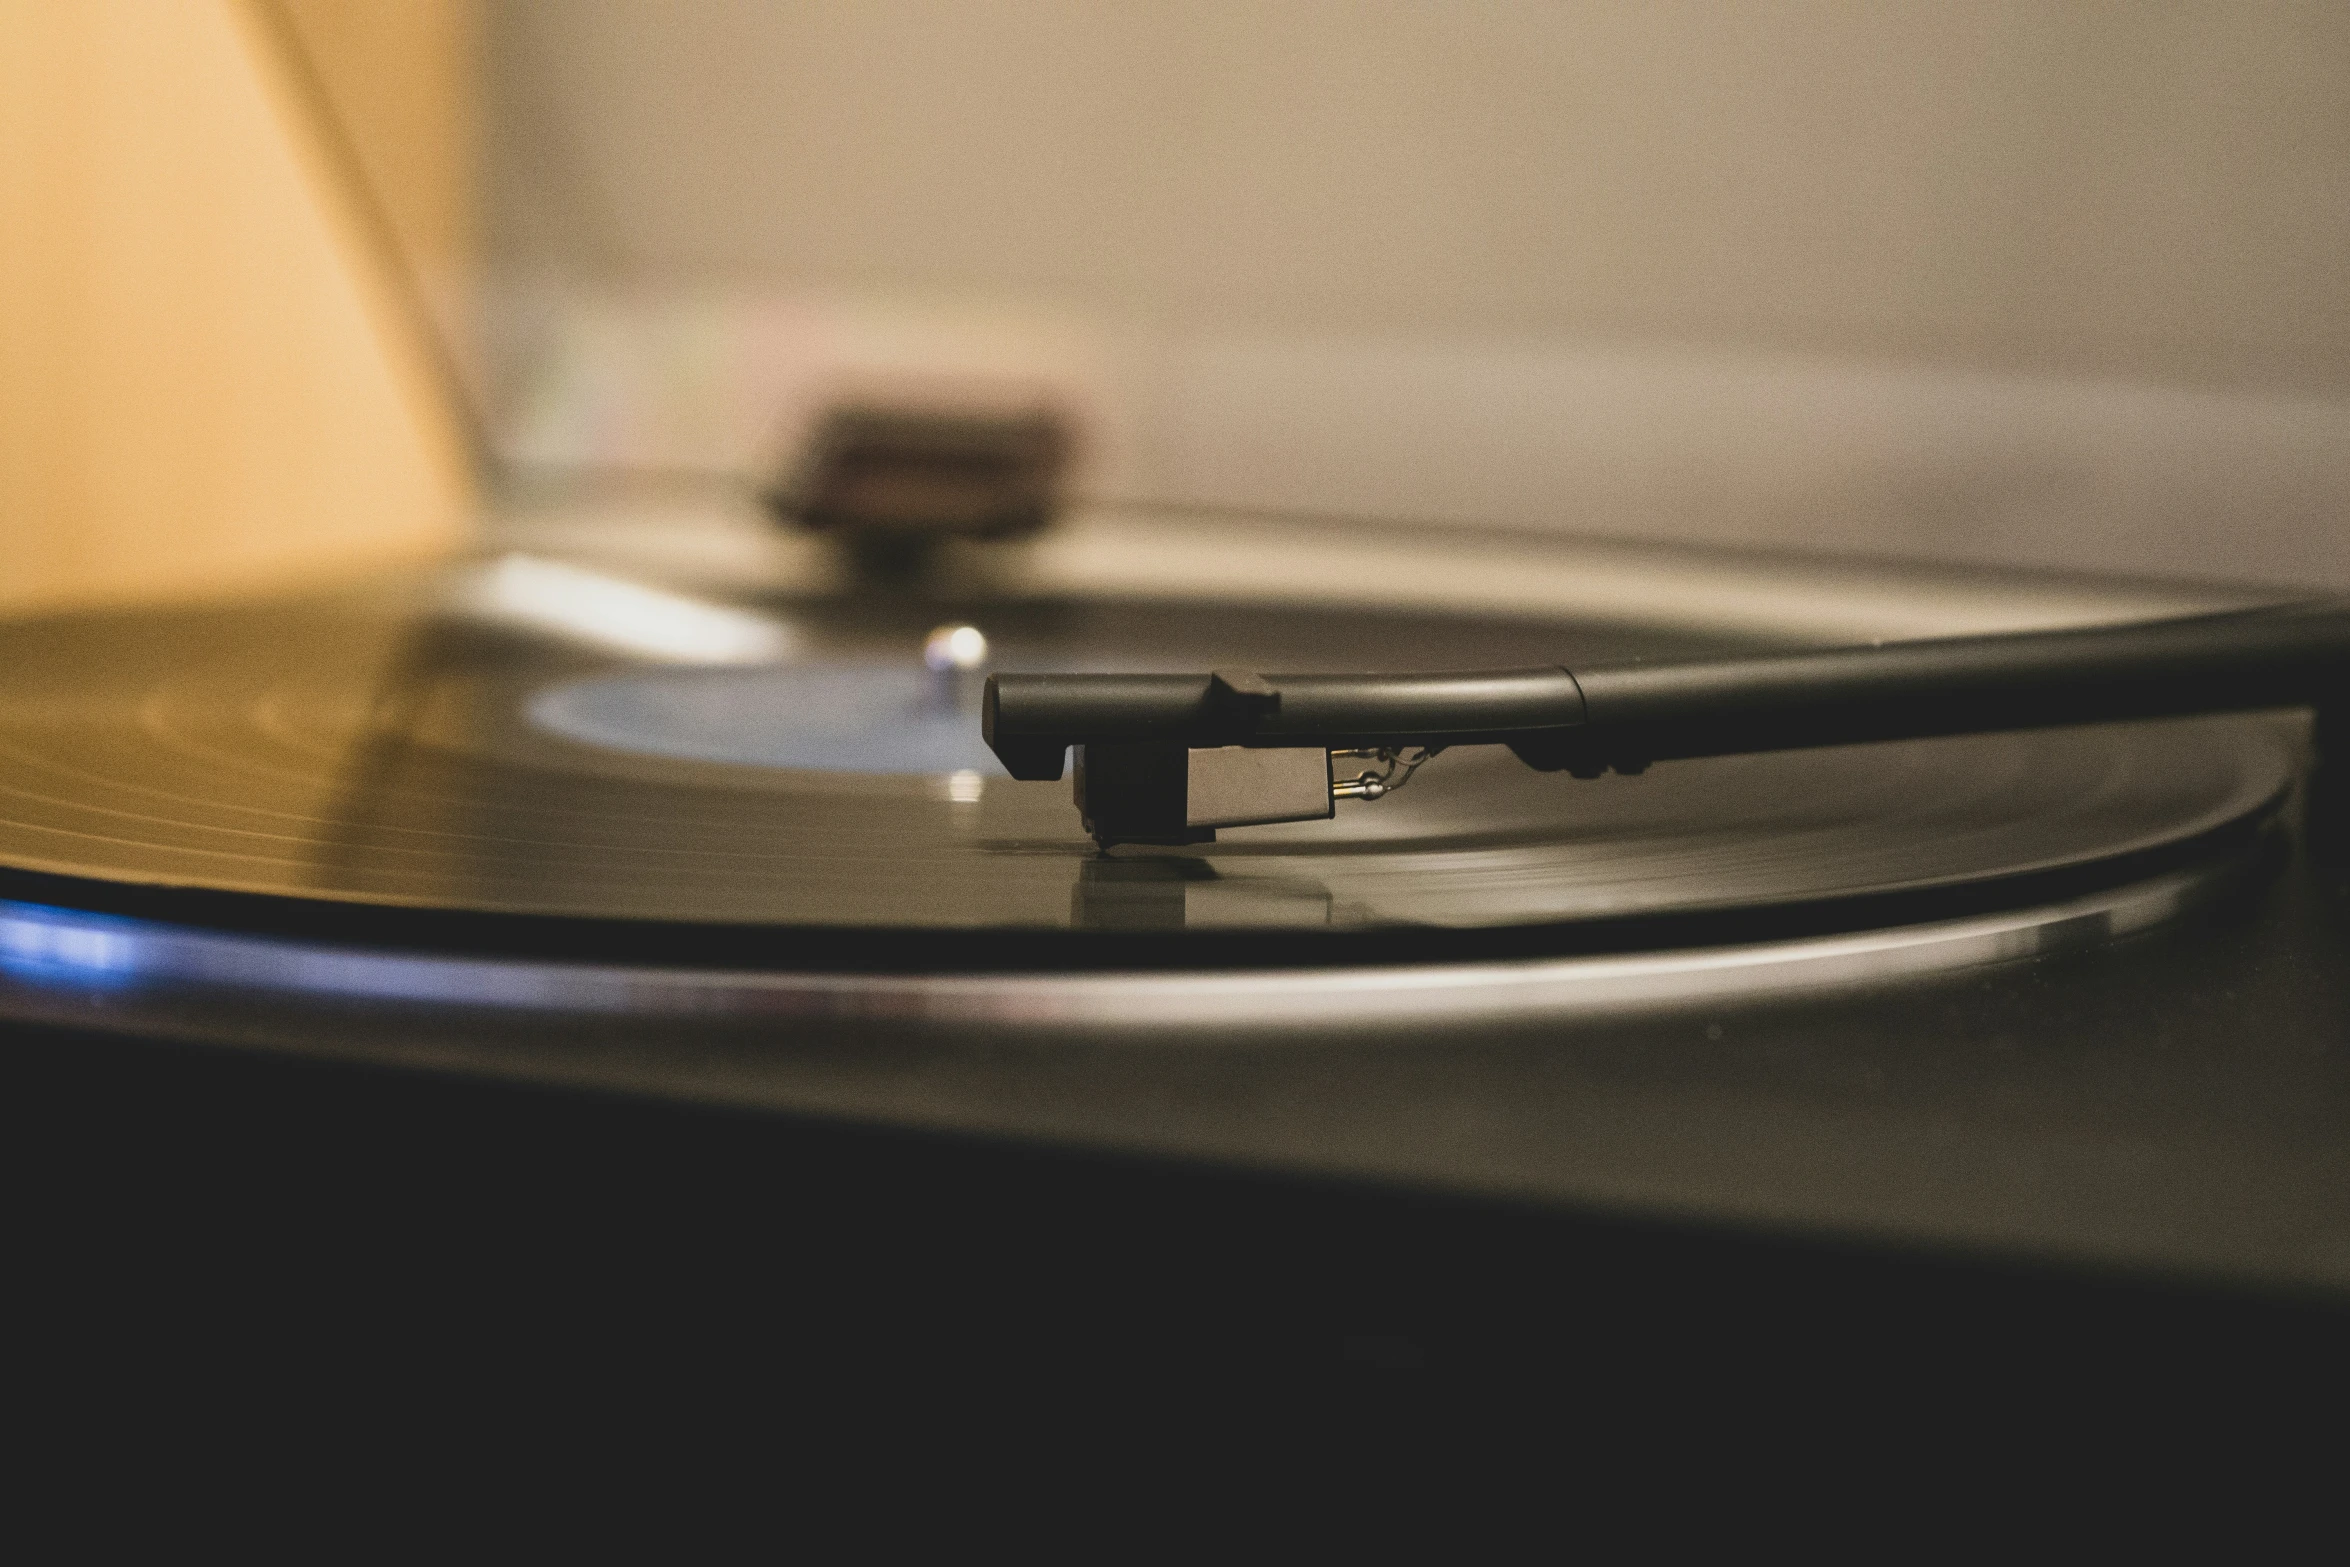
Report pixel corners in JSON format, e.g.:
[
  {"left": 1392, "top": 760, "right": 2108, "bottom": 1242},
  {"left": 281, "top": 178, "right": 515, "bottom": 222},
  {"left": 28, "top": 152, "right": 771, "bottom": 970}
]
[{"left": 982, "top": 601, "right": 2350, "bottom": 847}]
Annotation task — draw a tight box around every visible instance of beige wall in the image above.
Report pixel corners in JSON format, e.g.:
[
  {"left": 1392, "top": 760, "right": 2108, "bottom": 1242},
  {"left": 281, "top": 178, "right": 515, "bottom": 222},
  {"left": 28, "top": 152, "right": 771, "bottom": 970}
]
[
  {"left": 480, "top": 1, "right": 2350, "bottom": 586},
  {"left": 489, "top": 0, "right": 2350, "bottom": 397},
  {"left": 278, "top": 0, "right": 480, "bottom": 310},
  {"left": 0, "top": 0, "right": 473, "bottom": 618}
]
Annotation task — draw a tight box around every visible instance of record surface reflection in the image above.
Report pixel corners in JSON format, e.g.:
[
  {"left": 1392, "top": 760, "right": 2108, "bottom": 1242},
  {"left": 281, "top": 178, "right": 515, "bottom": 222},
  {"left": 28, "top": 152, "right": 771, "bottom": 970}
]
[{"left": 0, "top": 572, "right": 2292, "bottom": 966}]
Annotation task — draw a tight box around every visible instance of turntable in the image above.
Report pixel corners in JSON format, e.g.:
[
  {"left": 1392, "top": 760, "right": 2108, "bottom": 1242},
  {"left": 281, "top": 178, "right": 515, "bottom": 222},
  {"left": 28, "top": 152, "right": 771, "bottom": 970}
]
[
  {"left": 21, "top": 0, "right": 2350, "bottom": 1438},
  {"left": 7, "top": 494, "right": 2350, "bottom": 1370}
]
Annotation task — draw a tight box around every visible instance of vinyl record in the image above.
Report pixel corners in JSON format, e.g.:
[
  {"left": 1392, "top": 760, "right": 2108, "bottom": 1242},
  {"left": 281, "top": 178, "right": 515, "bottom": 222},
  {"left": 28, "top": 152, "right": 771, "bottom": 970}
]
[{"left": 0, "top": 564, "right": 2293, "bottom": 969}]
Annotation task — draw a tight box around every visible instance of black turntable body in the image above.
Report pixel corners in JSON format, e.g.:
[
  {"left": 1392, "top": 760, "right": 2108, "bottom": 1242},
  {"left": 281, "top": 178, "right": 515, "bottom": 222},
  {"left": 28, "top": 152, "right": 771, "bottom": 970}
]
[{"left": 7, "top": 514, "right": 2349, "bottom": 1400}]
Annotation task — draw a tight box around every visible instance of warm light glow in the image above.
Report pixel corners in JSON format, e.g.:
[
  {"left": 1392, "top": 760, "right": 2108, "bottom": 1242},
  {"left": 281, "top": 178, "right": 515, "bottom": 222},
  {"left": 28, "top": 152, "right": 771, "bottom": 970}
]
[
  {"left": 454, "top": 553, "right": 796, "bottom": 664},
  {"left": 923, "top": 623, "right": 990, "bottom": 672}
]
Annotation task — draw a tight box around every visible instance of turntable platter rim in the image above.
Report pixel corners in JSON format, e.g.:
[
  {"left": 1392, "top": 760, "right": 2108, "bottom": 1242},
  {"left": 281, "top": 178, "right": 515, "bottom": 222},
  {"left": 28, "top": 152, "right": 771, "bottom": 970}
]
[{"left": 0, "top": 840, "right": 2266, "bottom": 1034}]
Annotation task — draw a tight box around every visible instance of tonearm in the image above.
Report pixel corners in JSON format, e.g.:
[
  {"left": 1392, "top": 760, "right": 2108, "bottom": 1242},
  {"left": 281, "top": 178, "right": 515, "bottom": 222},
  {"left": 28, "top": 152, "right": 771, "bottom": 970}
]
[{"left": 983, "top": 601, "right": 2350, "bottom": 847}]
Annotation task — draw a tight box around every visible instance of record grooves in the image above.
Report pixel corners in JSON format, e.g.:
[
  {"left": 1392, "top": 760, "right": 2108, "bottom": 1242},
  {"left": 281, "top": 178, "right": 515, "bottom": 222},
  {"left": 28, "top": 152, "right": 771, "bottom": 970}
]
[{"left": 0, "top": 574, "right": 2302, "bottom": 977}]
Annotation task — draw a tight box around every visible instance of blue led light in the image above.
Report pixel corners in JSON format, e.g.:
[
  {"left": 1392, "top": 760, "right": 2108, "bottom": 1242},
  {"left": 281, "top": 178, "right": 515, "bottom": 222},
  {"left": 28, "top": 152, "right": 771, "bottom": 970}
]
[{"left": 0, "top": 901, "right": 157, "bottom": 989}]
